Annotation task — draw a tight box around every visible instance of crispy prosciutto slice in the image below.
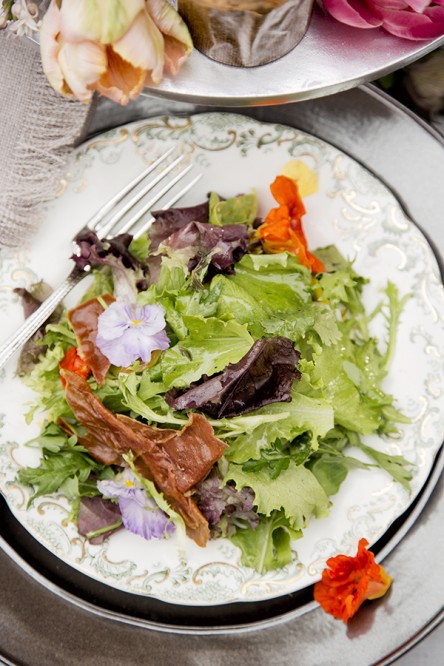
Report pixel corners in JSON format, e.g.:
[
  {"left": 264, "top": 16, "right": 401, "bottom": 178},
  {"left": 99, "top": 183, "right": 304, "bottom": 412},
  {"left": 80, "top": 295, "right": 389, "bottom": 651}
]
[
  {"left": 60, "top": 369, "right": 226, "bottom": 547},
  {"left": 115, "top": 413, "right": 226, "bottom": 494},
  {"left": 67, "top": 294, "right": 115, "bottom": 385}
]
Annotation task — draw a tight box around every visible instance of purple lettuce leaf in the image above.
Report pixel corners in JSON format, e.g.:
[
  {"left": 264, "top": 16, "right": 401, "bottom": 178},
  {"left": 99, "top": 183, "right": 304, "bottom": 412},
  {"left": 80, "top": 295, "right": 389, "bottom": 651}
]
[
  {"left": 14, "top": 283, "right": 63, "bottom": 376},
  {"left": 72, "top": 231, "right": 149, "bottom": 299},
  {"left": 165, "top": 336, "right": 301, "bottom": 419},
  {"left": 148, "top": 200, "right": 210, "bottom": 253},
  {"left": 148, "top": 199, "right": 250, "bottom": 282},
  {"left": 160, "top": 220, "right": 249, "bottom": 277},
  {"left": 194, "top": 471, "right": 259, "bottom": 538},
  {"left": 72, "top": 231, "right": 144, "bottom": 273},
  {"left": 77, "top": 495, "right": 123, "bottom": 545}
]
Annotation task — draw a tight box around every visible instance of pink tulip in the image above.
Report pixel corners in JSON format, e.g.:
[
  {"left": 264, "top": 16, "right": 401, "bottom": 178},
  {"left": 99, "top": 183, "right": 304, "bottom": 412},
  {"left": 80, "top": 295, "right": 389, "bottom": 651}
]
[
  {"left": 40, "top": 0, "right": 193, "bottom": 105},
  {"left": 322, "top": 0, "right": 444, "bottom": 39}
]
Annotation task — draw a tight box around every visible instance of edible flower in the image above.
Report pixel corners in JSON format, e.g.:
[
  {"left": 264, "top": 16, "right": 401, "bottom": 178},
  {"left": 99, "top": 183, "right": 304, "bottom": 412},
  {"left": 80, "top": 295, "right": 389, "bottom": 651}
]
[
  {"left": 59, "top": 346, "right": 90, "bottom": 387},
  {"left": 314, "top": 538, "right": 393, "bottom": 623},
  {"left": 258, "top": 175, "right": 325, "bottom": 273},
  {"left": 39, "top": 0, "right": 193, "bottom": 105},
  {"left": 97, "top": 469, "right": 174, "bottom": 540},
  {"left": 322, "top": 1, "right": 444, "bottom": 41},
  {"left": 96, "top": 300, "right": 169, "bottom": 368}
]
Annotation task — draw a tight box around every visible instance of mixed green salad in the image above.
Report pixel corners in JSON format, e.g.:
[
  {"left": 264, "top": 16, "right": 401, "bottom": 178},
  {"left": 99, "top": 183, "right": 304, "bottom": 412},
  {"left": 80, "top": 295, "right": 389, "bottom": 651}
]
[{"left": 16, "top": 173, "right": 413, "bottom": 574}]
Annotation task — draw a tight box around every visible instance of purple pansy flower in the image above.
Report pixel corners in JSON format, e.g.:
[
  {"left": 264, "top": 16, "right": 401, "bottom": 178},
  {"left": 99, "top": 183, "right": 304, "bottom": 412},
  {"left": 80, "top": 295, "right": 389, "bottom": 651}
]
[
  {"left": 96, "top": 300, "right": 170, "bottom": 367},
  {"left": 97, "top": 469, "right": 174, "bottom": 541}
]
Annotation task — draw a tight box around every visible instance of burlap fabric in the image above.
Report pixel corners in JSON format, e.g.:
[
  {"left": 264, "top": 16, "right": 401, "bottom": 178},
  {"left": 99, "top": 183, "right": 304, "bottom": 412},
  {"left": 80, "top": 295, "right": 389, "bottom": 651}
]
[{"left": 0, "top": 32, "right": 94, "bottom": 248}]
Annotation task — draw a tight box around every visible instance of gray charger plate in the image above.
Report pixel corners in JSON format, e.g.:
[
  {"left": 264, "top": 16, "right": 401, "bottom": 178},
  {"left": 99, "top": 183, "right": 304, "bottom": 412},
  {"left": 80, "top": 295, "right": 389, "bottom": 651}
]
[{"left": 1, "top": 85, "right": 443, "bottom": 664}]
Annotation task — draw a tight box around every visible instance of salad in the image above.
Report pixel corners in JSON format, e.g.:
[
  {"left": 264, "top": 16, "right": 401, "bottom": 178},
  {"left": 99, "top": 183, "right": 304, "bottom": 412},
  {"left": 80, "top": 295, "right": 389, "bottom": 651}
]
[{"left": 15, "top": 172, "right": 412, "bottom": 575}]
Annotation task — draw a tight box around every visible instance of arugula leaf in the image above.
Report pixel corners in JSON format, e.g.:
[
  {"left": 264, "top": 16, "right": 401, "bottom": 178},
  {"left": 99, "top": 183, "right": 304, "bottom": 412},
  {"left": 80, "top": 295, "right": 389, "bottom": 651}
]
[
  {"left": 25, "top": 421, "right": 71, "bottom": 453},
  {"left": 241, "top": 432, "right": 313, "bottom": 480},
  {"left": 18, "top": 422, "right": 111, "bottom": 506},
  {"left": 358, "top": 442, "right": 414, "bottom": 491},
  {"left": 18, "top": 447, "right": 104, "bottom": 506}
]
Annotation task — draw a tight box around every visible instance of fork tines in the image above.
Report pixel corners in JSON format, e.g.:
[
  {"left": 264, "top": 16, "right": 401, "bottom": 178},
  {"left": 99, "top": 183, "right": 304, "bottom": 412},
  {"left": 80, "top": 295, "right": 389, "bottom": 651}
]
[{"left": 87, "top": 148, "right": 202, "bottom": 241}]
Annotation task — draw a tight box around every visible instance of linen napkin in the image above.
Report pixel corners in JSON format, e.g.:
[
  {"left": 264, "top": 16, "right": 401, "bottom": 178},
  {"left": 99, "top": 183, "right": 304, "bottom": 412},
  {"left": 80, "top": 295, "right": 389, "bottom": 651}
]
[{"left": 0, "top": 32, "right": 94, "bottom": 249}]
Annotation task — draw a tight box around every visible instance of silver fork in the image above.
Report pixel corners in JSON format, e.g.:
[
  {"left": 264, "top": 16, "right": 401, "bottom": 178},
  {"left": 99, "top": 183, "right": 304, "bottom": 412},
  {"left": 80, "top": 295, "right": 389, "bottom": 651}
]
[{"left": 0, "top": 150, "right": 202, "bottom": 371}]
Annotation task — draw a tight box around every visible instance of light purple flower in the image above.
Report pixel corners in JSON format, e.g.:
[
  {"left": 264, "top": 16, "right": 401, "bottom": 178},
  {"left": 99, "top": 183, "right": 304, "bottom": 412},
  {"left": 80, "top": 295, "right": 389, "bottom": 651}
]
[
  {"left": 97, "top": 469, "right": 174, "bottom": 541},
  {"left": 96, "top": 300, "right": 170, "bottom": 367}
]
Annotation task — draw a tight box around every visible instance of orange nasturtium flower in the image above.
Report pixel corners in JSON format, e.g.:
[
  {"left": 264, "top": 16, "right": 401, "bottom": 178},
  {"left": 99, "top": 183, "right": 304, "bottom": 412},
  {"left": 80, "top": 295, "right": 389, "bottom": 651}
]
[
  {"left": 59, "top": 347, "right": 91, "bottom": 388},
  {"left": 258, "top": 175, "right": 325, "bottom": 273},
  {"left": 314, "top": 538, "right": 393, "bottom": 623}
]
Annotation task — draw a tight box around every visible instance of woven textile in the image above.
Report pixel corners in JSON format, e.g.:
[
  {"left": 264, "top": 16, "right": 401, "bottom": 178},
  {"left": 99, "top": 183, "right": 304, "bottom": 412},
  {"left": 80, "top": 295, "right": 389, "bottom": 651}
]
[{"left": 0, "top": 33, "right": 93, "bottom": 248}]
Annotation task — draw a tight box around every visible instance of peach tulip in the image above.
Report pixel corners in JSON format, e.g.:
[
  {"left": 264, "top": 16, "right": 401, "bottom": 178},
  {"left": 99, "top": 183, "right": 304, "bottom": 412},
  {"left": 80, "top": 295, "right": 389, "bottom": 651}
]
[{"left": 39, "top": 0, "right": 193, "bottom": 105}]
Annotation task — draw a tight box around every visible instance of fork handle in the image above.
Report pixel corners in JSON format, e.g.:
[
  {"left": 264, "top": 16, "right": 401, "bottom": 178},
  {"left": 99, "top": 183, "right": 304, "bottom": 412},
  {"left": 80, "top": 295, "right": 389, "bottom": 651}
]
[{"left": 0, "top": 268, "right": 85, "bottom": 371}]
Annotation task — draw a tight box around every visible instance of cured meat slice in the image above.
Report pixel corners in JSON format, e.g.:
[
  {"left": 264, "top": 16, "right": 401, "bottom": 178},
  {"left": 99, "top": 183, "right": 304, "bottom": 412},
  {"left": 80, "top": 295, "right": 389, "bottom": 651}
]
[
  {"left": 67, "top": 294, "right": 115, "bottom": 385},
  {"left": 61, "top": 370, "right": 226, "bottom": 547},
  {"left": 115, "top": 413, "right": 226, "bottom": 494}
]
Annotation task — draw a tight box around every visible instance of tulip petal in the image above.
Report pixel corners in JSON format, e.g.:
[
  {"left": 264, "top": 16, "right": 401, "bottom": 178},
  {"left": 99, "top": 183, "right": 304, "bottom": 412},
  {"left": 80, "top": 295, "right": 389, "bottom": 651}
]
[
  {"left": 39, "top": 0, "right": 66, "bottom": 95},
  {"left": 112, "top": 8, "right": 165, "bottom": 82},
  {"left": 59, "top": 0, "right": 145, "bottom": 44},
  {"left": 95, "top": 48, "right": 147, "bottom": 105},
  {"left": 59, "top": 0, "right": 102, "bottom": 42},
  {"left": 322, "top": 0, "right": 383, "bottom": 28},
  {"left": 146, "top": 0, "right": 193, "bottom": 75},
  {"left": 58, "top": 41, "right": 107, "bottom": 103},
  {"left": 96, "top": 0, "right": 146, "bottom": 43}
]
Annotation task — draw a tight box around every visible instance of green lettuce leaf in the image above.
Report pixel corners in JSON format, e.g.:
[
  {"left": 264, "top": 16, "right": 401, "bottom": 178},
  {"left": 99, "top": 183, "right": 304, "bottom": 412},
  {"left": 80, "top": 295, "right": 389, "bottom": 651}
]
[
  {"left": 209, "top": 191, "right": 258, "bottom": 227},
  {"left": 224, "top": 390, "right": 334, "bottom": 463},
  {"left": 224, "top": 460, "right": 331, "bottom": 530},
  {"left": 159, "top": 315, "right": 253, "bottom": 388},
  {"left": 231, "top": 510, "right": 301, "bottom": 573},
  {"left": 18, "top": 423, "right": 108, "bottom": 506},
  {"left": 227, "top": 253, "right": 311, "bottom": 314}
]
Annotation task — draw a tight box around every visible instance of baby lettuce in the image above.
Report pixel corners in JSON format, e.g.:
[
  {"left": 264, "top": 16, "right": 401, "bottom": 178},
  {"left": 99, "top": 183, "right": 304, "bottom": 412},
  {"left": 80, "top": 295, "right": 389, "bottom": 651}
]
[
  {"left": 18, "top": 188, "right": 413, "bottom": 574},
  {"left": 164, "top": 336, "right": 300, "bottom": 418},
  {"left": 225, "top": 462, "right": 330, "bottom": 573}
]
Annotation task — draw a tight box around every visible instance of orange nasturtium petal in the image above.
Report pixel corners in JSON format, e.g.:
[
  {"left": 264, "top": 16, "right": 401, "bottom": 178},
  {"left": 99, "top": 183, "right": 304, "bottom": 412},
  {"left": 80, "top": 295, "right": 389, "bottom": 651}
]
[
  {"left": 59, "top": 346, "right": 91, "bottom": 388},
  {"left": 313, "top": 538, "right": 393, "bottom": 623},
  {"left": 258, "top": 175, "right": 325, "bottom": 273},
  {"left": 270, "top": 174, "right": 306, "bottom": 217}
]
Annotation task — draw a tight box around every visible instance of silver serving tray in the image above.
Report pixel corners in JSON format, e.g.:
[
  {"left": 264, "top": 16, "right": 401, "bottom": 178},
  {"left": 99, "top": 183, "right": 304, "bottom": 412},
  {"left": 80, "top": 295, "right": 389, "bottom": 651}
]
[
  {"left": 145, "top": 7, "right": 444, "bottom": 106},
  {"left": 25, "top": 6, "right": 444, "bottom": 106}
]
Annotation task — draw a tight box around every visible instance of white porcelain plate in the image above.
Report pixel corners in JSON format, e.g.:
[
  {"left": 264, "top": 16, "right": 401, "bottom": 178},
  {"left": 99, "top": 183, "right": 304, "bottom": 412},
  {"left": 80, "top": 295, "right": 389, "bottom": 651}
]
[{"left": 0, "top": 113, "right": 443, "bottom": 606}]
